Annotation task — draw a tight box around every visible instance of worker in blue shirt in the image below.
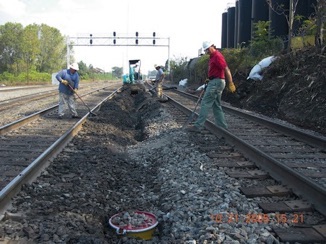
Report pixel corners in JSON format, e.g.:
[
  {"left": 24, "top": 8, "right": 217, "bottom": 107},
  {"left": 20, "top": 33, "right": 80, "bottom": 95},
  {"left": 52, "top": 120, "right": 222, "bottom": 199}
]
[{"left": 55, "top": 62, "right": 80, "bottom": 119}]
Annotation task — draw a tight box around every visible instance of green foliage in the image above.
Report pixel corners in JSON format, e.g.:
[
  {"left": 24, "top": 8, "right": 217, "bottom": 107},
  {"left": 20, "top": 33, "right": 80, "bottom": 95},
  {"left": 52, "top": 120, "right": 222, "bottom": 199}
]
[
  {"left": 21, "top": 24, "right": 40, "bottom": 73},
  {"left": 0, "top": 22, "right": 68, "bottom": 82},
  {"left": 96, "top": 72, "right": 116, "bottom": 80},
  {"left": 36, "top": 24, "right": 66, "bottom": 73},
  {"left": 170, "top": 56, "right": 189, "bottom": 83},
  {"left": 252, "top": 21, "right": 270, "bottom": 43},
  {"left": 195, "top": 55, "right": 208, "bottom": 74},
  {"left": 112, "top": 66, "right": 123, "bottom": 78},
  {"left": 0, "top": 22, "right": 118, "bottom": 85},
  {"left": 299, "top": 19, "right": 317, "bottom": 36},
  {"left": 250, "top": 21, "right": 284, "bottom": 59},
  {"left": 0, "top": 72, "right": 16, "bottom": 82},
  {"left": 77, "top": 61, "right": 89, "bottom": 77},
  {"left": 76, "top": 61, "right": 119, "bottom": 81},
  {"left": 0, "top": 70, "right": 51, "bottom": 84},
  {"left": 221, "top": 48, "right": 253, "bottom": 74},
  {"left": 294, "top": 18, "right": 318, "bottom": 48},
  {"left": 0, "top": 23, "right": 24, "bottom": 75},
  {"left": 250, "top": 38, "right": 284, "bottom": 58},
  {"left": 194, "top": 55, "right": 209, "bottom": 82},
  {"left": 292, "top": 35, "right": 315, "bottom": 48},
  {"left": 23, "top": 70, "right": 51, "bottom": 82}
]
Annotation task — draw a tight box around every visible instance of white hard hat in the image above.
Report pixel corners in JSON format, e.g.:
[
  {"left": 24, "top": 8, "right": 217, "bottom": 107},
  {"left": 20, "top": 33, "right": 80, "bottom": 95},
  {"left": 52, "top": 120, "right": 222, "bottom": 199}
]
[
  {"left": 69, "top": 62, "right": 79, "bottom": 71},
  {"left": 202, "top": 41, "right": 214, "bottom": 51}
]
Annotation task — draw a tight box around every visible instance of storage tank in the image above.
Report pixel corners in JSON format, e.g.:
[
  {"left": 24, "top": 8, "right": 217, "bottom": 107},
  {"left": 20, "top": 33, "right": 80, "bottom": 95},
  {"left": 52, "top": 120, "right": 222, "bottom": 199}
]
[
  {"left": 227, "top": 6, "right": 235, "bottom": 48},
  {"left": 251, "top": 0, "right": 269, "bottom": 37},
  {"left": 234, "top": 0, "right": 239, "bottom": 47},
  {"left": 238, "top": 0, "right": 252, "bottom": 46},
  {"left": 269, "top": 0, "right": 289, "bottom": 39},
  {"left": 252, "top": 0, "right": 269, "bottom": 22},
  {"left": 222, "top": 12, "right": 228, "bottom": 48}
]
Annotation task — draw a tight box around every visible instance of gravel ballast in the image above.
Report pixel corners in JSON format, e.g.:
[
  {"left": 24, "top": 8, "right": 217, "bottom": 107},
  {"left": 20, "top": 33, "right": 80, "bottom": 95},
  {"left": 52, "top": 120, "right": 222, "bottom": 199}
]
[{"left": 0, "top": 85, "right": 306, "bottom": 243}]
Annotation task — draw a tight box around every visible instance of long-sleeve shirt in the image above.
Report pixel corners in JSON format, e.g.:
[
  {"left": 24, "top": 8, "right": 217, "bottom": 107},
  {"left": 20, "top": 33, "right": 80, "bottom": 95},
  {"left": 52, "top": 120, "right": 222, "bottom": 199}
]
[
  {"left": 56, "top": 69, "right": 79, "bottom": 95},
  {"left": 156, "top": 68, "right": 164, "bottom": 81}
]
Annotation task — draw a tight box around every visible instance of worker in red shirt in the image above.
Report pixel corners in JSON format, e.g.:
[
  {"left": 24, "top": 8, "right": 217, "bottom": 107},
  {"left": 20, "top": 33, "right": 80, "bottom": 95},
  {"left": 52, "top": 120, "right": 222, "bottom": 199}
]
[{"left": 187, "top": 41, "right": 235, "bottom": 132}]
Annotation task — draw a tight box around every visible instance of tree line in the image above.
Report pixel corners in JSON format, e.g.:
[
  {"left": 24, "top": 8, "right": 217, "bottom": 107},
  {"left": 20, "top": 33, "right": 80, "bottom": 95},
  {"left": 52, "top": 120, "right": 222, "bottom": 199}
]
[
  {"left": 0, "top": 22, "right": 118, "bottom": 84},
  {"left": 0, "top": 23, "right": 65, "bottom": 82}
]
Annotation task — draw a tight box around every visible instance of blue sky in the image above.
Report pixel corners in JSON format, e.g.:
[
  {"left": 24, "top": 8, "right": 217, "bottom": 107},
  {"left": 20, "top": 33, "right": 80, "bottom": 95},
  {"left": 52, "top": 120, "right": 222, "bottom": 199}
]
[{"left": 0, "top": 0, "right": 236, "bottom": 74}]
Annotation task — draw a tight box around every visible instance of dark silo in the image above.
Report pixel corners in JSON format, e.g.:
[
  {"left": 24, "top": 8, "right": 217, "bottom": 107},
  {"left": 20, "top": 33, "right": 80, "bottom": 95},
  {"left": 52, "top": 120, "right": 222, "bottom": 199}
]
[
  {"left": 252, "top": 0, "right": 269, "bottom": 33},
  {"left": 251, "top": 0, "right": 269, "bottom": 38},
  {"left": 227, "top": 6, "right": 235, "bottom": 48},
  {"left": 269, "top": 0, "right": 289, "bottom": 39},
  {"left": 234, "top": 0, "right": 239, "bottom": 47},
  {"left": 238, "top": 0, "right": 252, "bottom": 46},
  {"left": 222, "top": 12, "right": 228, "bottom": 48}
]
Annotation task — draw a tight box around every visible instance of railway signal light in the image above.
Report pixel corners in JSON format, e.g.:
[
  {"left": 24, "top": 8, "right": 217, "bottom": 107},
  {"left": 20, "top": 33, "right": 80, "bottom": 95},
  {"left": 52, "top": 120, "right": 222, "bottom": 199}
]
[
  {"left": 135, "top": 32, "right": 139, "bottom": 45},
  {"left": 113, "top": 31, "right": 116, "bottom": 44},
  {"left": 153, "top": 32, "right": 156, "bottom": 45},
  {"left": 90, "top": 34, "right": 93, "bottom": 45}
]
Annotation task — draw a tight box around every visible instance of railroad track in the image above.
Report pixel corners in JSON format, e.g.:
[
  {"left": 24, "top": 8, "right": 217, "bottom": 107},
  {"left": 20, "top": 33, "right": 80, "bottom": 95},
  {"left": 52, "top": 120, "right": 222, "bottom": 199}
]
[
  {"left": 0, "top": 83, "right": 122, "bottom": 214},
  {"left": 0, "top": 85, "right": 51, "bottom": 93},
  {"left": 1, "top": 83, "right": 325, "bottom": 242},
  {"left": 0, "top": 82, "right": 115, "bottom": 111},
  {"left": 0, "top": 82, "right": 121, "bottom": 127},
  {"left": 160, "top": 87, "right": 326, "bottom": 243},
  {"left": 0, "top": 89, "right": 58, "bottom": 112}
]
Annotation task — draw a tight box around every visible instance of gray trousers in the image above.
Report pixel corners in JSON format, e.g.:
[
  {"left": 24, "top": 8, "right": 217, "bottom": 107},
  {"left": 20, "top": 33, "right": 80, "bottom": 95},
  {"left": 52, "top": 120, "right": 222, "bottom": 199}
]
[
  {"left": 58, "top": 92, "right": 78, "bottom": 117},
  {"left": 154, "top": 80, "right": 163, "bottom": 98},
  {"left": 194, "top": 78, "right": 227, "bottom": 129}
]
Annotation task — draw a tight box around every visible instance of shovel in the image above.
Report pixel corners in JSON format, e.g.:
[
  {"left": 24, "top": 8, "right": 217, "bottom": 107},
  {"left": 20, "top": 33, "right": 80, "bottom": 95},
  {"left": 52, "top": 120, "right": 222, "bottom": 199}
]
[{"left": 68, "top": 84, "right": 97, "bottom": 116}]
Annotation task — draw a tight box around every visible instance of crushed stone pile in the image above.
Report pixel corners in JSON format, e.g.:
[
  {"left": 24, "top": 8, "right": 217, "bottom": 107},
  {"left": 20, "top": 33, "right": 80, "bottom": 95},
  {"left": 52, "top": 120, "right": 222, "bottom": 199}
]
[{"left": 0, "top": 85, "right": 306, "bottom": 243}]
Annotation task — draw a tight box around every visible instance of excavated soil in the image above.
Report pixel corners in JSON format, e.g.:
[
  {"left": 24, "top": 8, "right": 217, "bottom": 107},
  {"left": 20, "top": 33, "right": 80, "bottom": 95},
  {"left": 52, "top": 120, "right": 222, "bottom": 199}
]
[
  {"left": 0, "top": 85, "right": 167, "bottom": 243},
  {"left": 222, "top": 46, "right": 326, "bottom": 135},
  {"left": 1, "top": 81, "right": 325, "bottom": 243}
]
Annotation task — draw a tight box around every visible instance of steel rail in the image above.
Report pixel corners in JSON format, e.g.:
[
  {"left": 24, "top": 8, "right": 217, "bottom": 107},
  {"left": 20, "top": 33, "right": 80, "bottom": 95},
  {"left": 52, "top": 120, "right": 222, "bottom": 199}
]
[
  {"left": 0, "top": 85, "right": 114, "bottom": 135},
  {"left": 0, "top": 85, "right": 49, "bottom": 92},
  {"left": 173, "top": 89, "right": 326, "bottom": 149},
  {"left": 0, "top": 89, "right": 57, "bottom": 106},
  {"left": 223, "top": 104, "right": 326, "bottom": 150},
  {"left": 0, "top": 106, "right": 56, "bottom": 135},
  {"left": 165, "top": 94, "right": 326, "bottom": 216},
  {"left": 0, "top": 89, "right": 120, "bottom": 216}
]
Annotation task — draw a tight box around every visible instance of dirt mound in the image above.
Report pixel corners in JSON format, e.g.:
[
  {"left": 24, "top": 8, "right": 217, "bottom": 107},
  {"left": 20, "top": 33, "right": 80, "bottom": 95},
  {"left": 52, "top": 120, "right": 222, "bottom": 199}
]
[
  {"left": 223, "top": 46, "right": 326, "bottom": 135},
  {"left": 88, "top": 84, "right": 162, "bottom": 144}
]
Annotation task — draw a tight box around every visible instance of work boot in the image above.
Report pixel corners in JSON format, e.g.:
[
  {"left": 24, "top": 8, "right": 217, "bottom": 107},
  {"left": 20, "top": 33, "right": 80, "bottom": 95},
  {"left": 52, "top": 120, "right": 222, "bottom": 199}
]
[
  {"left": 186, "top": 125, "right": 201, "bottom": 132},
  {"left": 72, "top": 115, "right": 80, "bottom": 119},
  {"left": 158, "top": 96, "right": 168, "bottom": 103}
]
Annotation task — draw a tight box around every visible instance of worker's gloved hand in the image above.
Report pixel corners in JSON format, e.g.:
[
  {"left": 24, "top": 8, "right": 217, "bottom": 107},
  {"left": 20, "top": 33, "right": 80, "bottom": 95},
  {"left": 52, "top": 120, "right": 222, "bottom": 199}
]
[
  {"left": 61, "top": 80, "right": 69, "bottom": 86},
  {"left": 227, "top": 81, "right": 236, "bottom": 93},
  {"left": 72, "top": 89, "right": 77, "bottom": 93},
  {"left": 204, "top": 79, "right": 209, "bottom": 84}
]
